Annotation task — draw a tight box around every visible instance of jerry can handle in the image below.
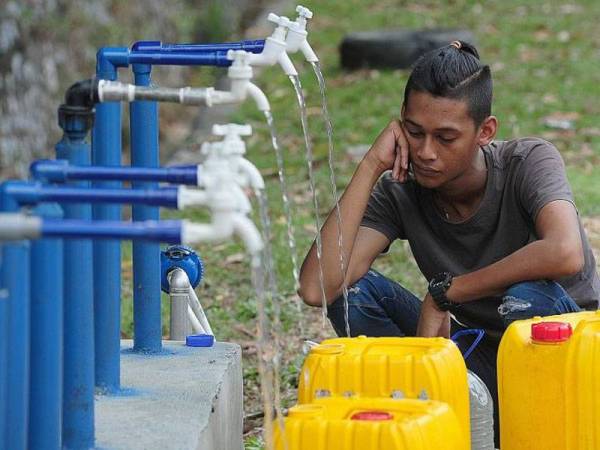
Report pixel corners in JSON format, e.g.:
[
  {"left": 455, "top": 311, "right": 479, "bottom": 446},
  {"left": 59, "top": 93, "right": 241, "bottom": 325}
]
[{"left": 451, "top": 328, "right": 485, "bottom": 360}]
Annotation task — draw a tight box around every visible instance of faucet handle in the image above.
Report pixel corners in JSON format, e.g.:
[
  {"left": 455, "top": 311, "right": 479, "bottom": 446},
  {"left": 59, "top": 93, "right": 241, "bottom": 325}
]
[
  {"left": 212, "top": 123, "right": 252, "bottom": 139},
  {"left": 268, "top": 12, "right": 292, "bottom": 28},
  {"left": 227, "top": 49, "right": 251, "bottom": 64},
  {"left": 200, "top": 142, "right": 214, "bottom": 156},
  {"left": 296, "top": 5, "right": 313, "bottom": 19}
]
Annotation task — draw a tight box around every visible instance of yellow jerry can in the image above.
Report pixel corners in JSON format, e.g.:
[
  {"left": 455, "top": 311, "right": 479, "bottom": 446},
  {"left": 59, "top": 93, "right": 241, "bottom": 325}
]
[
  {"left": 297, "top": 336, "right": 470, "bottom": 443},
  {"left": 274, "top": 397, "right": 468, "bottom": 450},
  {"left": 498, "top": 311, "right": 600, "bottom": 450}
]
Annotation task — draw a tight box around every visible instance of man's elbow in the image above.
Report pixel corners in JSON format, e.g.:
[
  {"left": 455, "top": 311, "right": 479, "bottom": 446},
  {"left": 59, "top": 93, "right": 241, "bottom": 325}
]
[
  {"left": 298, "top": 282, "right": 339, "bottom": 308},
  {"left": 298, "top": 284, "right": 324, "bottom": 307},
  {"left": 555, "top": 241, "right": 585, "bottom": 277}
]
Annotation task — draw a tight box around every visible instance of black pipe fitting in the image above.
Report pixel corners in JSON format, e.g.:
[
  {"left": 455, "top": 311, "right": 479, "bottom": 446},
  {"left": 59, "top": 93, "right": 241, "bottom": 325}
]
[
  {"left": 64, "top": 79, "right": 100, "bottom": 108},
  {"left": 58, "top": 79, "right": 100, "bottom": 133}
]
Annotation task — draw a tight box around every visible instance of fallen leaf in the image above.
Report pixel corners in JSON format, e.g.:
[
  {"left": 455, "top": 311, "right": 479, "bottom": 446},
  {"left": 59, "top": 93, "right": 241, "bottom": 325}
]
[{"left": 224, "top": 253, "right": 245, "bottom": 265}]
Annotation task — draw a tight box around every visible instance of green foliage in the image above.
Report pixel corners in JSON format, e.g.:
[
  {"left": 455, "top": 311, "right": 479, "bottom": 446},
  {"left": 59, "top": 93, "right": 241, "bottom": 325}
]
[{"left": 244, "top": 435, "right": 265, "bottom": 450}]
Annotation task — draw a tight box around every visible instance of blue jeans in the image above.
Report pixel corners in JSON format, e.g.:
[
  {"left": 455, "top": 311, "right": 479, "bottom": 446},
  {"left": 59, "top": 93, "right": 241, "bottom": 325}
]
[{"left": 326, "top": 269, "right": 582, "bottom": 447}]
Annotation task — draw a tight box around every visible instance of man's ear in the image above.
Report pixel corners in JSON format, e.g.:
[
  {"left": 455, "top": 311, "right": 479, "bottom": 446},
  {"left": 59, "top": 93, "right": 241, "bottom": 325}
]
[{"left": 477, "top": 115, "right": 498, "bottom": 146}]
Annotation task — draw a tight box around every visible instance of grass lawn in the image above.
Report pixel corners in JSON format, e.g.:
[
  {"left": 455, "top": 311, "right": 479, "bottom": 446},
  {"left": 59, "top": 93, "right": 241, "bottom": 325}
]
[{"left": 118, "top": 1, "right": 600, "bottom": 447}]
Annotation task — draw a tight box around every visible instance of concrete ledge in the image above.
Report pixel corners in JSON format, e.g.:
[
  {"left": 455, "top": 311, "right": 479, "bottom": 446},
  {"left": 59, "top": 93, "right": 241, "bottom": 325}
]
[{"left": 95, "top": 340, "right": 243, "bottom": 450}]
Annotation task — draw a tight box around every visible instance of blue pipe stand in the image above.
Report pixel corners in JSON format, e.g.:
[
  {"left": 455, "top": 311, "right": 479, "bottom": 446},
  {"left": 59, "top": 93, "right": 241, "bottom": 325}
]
[
  {"left": 93, "top": 50, "right": 122, "bottom": 392},
  {"left": 130, "top": 63, "right": 162, "bottom": 353},
  {"left": 0, "top": 180, "right": 32, "bottom": 450},
  {"left": 0, "top": 239, "right": 30, "bottom": 450},
  {"left": 0, "top": 248, "right": 7, "bottom": 448},
  {"left": 29, "top": 204, "right": 64, "bottom": 450},
  {"left": 56, "top": 104, "right": 96, "bottom": 449}
]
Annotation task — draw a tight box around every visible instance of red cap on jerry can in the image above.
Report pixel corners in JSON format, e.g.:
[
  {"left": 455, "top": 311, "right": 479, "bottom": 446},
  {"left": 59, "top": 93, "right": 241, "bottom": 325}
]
[
  {"left": 350, "top": 411, "right": 393, "bottom": 421},
  {"left": 531, "top": 321, "right": 573, "bottom": 343}
]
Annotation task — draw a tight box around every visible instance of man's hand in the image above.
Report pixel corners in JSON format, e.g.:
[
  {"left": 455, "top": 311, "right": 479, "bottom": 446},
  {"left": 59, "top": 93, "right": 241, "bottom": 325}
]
[
  {"left": 417, "top": 293, "right": 450, "bottom": 338},
  {"left": 364, "top": 120, "right": 410, "bottom": 182}
]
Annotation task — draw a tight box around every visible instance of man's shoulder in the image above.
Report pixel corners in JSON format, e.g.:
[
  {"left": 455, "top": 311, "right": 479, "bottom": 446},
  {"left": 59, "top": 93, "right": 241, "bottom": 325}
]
[{"left": 488, "top": 137, "right": 559, "bottom": 169}]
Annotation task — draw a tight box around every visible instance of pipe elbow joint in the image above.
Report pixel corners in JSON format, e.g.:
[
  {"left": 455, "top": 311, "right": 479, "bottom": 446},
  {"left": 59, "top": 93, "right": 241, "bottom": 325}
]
[
  {"left": 167, "top": 267, "right": 191, "bottom": 292},
  {"left": 64, "top": 78, "right": 100, "bottom": 108}
]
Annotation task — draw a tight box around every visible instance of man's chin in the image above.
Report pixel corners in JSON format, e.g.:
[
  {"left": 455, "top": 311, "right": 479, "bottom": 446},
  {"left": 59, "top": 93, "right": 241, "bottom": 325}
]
[{"left": 414, "top": 173, "right": 444, "bottom": 189}]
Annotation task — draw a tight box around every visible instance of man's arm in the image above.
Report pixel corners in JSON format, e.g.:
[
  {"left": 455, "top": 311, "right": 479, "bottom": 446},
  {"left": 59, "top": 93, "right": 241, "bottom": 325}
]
[
  {"left": 417, "top": 200, "right": 584, "bottom": 337},
  {"left": 447, "top": 200, "right": 584, "bottom": 302},
  {"left": 298, "top": 121, "right": 408, "bottom": 306}
]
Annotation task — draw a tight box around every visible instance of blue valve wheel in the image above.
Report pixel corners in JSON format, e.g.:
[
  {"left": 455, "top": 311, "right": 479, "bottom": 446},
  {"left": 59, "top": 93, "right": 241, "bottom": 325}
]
[{"left": 160, "top": 245, "right": 203, "bottom": 293}]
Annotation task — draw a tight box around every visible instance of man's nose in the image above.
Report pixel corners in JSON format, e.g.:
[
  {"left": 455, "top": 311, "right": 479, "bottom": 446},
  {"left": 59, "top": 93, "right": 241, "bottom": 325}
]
[{"left": 417, "top": 136, "right": 437, "bottom": 161}]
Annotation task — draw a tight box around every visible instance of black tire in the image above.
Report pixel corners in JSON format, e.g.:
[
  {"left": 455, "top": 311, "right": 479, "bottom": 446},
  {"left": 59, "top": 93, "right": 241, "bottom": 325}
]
[{"left": 339, "top": 29, "right": 476, "bottom": 70}]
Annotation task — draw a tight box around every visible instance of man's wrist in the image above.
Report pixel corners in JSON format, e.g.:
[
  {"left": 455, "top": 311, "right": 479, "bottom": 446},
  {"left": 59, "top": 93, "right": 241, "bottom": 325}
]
[
  {"left": 360, "top": 151, "right": 387, "bottom": 179},
  {"left": 445, "top": 275, "right": 467, "bottom": 304}
]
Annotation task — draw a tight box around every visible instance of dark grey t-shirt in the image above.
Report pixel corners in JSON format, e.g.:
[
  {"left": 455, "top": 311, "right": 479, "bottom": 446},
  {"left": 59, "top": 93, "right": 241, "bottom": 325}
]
[{"left": 361, "top": 137, "right": 600, "bottom": 337}]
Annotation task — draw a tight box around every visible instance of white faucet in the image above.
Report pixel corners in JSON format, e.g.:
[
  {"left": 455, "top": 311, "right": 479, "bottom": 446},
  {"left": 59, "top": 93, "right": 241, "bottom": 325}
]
[
  {"left": 206, "top": 123, "right": 265, "bottom": 191},
  {"left": 276, "top": 6, "right": 319, "bottom": 63},
  {"left": 245, "top": 14, "right": 299, "bottom": 76}
]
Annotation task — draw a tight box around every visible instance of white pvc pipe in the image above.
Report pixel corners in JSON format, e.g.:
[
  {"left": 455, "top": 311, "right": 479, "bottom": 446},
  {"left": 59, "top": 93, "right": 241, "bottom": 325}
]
[
  {"left": 187, "top": 305, "right": 206, "bottom": 335},
  {"left": 187, "top": 287, "right": 214, "bottom": 336}
]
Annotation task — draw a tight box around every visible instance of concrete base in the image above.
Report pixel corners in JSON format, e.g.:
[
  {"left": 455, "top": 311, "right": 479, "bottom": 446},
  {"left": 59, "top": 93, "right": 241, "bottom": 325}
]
[{"left": 95, "top": 340, "right": 243, "bottom": 450}]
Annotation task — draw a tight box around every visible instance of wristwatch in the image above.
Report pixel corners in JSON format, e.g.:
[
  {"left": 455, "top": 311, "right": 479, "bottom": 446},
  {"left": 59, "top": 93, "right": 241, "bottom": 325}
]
[{"left": 428, "top": 272, "right": 457, "bottom": 311}]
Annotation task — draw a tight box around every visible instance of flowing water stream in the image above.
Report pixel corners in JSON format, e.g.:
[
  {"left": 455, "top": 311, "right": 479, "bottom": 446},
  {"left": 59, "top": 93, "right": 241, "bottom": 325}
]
[
  {"left": 288, "top": 75, "right": 329, "bottom": 326},
  {"left": 311, "top": 62, "right": 351, "bottom": 337},
  {"left": 249, "top": 254, "right": 275, "bottom": 449},
  {"left": 263, "top": 111, "right": 305, "bottom": 337},
  {"left": 255, "top": 188, "right": 288, "bottom": 449}
]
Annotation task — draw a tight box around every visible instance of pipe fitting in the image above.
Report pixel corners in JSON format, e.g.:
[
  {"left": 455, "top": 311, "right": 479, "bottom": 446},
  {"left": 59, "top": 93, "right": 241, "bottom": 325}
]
[
  {"left": 64, "top": 79, "right": 100, "bottom": 108},
  {"left": 0, "top": 214, "right": 42, "bottom": 241}
]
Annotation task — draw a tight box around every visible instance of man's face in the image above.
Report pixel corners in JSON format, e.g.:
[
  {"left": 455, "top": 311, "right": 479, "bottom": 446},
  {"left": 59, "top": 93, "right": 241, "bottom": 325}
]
[{"left": 401, "top": 91, "right": 482, "bottom": 190}]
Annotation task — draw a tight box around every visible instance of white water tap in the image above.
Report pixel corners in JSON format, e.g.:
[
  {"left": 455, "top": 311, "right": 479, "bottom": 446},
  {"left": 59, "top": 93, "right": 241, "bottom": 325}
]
[
  {"left": 202, "top": 124, "right": 265, "bottom": 191},
  {"left": 282, "top": 6, "right": 319, "bottom": 63},
  {"left": 225, "top": 50, "right": 271, "bottom": 112},
  {"left": 244, "top": 14, "right": 298, "bottom": 76}
]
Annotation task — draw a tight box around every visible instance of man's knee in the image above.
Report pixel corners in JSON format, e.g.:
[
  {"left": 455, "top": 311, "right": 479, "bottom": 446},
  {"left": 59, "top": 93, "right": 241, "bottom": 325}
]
[{"left": 498, "top": 280, "right": 576, "bottom": 326}]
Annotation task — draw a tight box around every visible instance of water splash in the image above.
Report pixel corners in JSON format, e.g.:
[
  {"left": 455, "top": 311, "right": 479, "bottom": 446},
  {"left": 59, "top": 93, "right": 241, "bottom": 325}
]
[
  {"left": 263, "top": 110, "right": 305, "bottom": 337},
  {"left": 311, "top": 61, "right": 351, "bottom": 337},
  {"left": 255, "top": 188, "right": 288, "bottom": 450},
  {"left": 288, "top": 74, "right": 328, "bottom": 326},
  {"left": 250, "top": 254, "right": 275, "bottom": 450}
]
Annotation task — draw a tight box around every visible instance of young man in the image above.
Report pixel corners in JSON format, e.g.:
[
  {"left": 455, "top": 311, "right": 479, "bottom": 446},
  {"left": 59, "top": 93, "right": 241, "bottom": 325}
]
[{"left": 298, "top": 41, "right": 600, "bottom": 445}]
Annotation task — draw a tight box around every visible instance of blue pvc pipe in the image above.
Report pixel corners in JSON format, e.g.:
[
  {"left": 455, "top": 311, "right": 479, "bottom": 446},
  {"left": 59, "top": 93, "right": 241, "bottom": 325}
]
[
  {"left": 29, "top": 204, "right": 63, "bottom": 450},
  {"left": 0, "top": 241, "right": 30, "bottom": 450},
  {"left": 93, "top": 53, "right": 122, "bottom": 393},
  {"left": 2, "top": 181, "right": 180, "bottom": 209},
  {"left": 96, "top": 40, "right": 265, "bottom": 70},
  {"left": 131, "top": 39, "right": 265, "bottom": 53},
  {"left": 41, "top": 219, "right": 183, "bottom": 244},
  {"left": 130, "top": 64, "right": 162, "bottom": 353},
  {"left": 0, "top": 247, "right": 7, "bottom": 449},
  {"left": 31, "top": 160, "right": 199, "bottom": 185},
  {"left": 56, "top": 114, "right": 95, "bottom": 449},
  {"left": 128, "top": 52, "right": 233, "bottom": 66}
]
